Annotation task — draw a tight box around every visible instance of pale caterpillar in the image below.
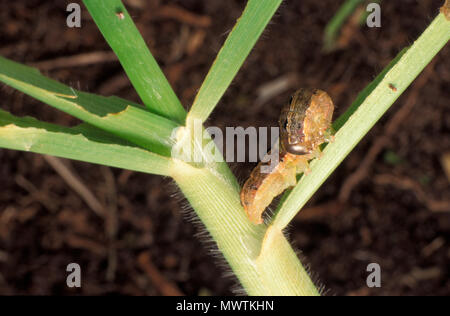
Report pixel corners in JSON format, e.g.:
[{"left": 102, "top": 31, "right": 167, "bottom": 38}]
[{"left": 240, "top": 89, "right": 335, "bottom": 224}]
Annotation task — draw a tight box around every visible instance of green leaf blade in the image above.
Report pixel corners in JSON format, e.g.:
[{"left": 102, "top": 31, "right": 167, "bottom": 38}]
[
  {"left": 0, "top": 109, "right": 171, "bottom": 176},
  {"left": 82, "top": 0, "right": 186, "bottom": 123},
  {"left": 0, "top": 56, "right": 178, "bottom": 156},
  {"left": 188, "top": 0, "right": 283, "bottom": 122}
]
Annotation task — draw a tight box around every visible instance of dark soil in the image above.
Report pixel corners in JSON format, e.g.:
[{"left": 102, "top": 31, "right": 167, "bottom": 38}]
[{"left": 0, "top": 0, "right": 449, "bottom": 295}]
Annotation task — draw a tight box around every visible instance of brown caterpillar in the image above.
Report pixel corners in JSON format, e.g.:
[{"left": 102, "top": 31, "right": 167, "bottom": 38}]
[{"left": 240, "top": 89, "right": 334, "bottom": 224}]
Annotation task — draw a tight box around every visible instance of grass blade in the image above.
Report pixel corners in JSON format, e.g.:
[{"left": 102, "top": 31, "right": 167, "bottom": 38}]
[
  {"left": 0, "top": 110, "right": 171, "bottom": 176},
  {"left": 0, "top": 56, "right": 178, "bottom": 156},
  {"left": 273, "top": 12, "right": 450, "bottom": 229},
  {"left": 82, "top": 0, "right": 186, "bottom": 123},
  {"left": 188, "top": 0, "right": 283, "bottom": 122},
  {"left": 323, "top": 0, "right": 365, "bottom": 52}
]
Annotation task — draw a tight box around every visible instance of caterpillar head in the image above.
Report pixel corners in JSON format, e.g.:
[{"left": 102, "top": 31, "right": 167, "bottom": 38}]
[{"left": 279, "top": 89, "right": 334, "bottom": 155}]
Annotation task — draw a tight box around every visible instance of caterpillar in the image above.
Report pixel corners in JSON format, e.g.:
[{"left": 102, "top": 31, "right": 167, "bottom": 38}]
[{"left": 240, "top": 89, "right": 335, "bottom": 224}]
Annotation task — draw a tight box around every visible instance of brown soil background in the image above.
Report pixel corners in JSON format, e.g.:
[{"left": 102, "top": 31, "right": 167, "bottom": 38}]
[{"left": 0, "top": 0, "right": 449, "bottom": 295}]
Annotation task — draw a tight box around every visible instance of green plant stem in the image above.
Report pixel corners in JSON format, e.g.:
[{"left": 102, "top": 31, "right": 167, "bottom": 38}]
[{"left": 171, "top": 159, "right": 318, "bottom": 296}]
